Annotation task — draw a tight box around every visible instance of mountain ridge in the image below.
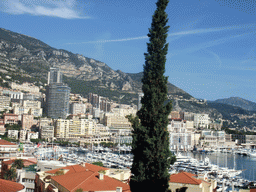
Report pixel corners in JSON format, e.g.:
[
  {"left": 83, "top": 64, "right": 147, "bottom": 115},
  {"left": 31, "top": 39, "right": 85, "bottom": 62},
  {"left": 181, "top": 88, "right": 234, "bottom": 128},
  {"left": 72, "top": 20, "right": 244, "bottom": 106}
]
[
  {"left": 0, "top": 27, "right": 191, "bottom": 104},
  {"left": 211, "top": 97, "right": 256, "bottom": 112}
]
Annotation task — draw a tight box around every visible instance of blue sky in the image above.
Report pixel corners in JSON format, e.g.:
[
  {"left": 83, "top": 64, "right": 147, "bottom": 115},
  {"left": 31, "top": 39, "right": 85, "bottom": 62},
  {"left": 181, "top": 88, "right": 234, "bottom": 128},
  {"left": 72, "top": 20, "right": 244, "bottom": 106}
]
[{"left": 0, "top": 0, "right": 256, "bottom": 102}]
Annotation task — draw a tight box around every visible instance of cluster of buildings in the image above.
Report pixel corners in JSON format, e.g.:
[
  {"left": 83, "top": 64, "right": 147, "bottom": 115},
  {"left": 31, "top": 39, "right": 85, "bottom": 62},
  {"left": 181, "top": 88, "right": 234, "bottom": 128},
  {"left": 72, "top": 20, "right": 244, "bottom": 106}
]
[{"left": 0, "top": 67, "right": 256, "bottom": 151}]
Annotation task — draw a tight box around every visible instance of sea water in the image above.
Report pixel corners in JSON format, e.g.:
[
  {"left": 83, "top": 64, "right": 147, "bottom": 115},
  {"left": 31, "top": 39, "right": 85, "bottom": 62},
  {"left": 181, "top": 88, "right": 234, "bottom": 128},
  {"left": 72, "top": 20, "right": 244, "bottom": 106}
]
[{"left": 182, "top": 152, "right": 256, "bottom": 182}]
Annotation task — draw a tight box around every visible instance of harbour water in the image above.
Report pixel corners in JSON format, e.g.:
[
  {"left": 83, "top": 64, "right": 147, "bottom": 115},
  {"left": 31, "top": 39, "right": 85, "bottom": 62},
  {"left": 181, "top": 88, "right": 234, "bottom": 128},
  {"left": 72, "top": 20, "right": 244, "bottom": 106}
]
[{"left": 182, "top": 151, "right": 256, "bottom": 182}]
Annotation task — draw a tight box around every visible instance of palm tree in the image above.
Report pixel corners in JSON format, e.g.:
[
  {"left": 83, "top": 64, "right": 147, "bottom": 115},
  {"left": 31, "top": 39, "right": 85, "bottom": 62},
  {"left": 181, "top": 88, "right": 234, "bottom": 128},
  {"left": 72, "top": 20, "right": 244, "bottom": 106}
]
[
  {"left": 3, "top": 167, "right": 17, "bottom": 181},
  {"left": 12, "top": 159, "right": 24, "bottom": 169}
]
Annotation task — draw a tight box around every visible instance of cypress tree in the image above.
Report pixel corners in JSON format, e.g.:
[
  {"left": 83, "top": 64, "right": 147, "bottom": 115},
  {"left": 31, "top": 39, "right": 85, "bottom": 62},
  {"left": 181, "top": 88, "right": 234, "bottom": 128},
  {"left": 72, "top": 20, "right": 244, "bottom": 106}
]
[{"left": 127, "top": 0, "right": 175, "bottom": 191}]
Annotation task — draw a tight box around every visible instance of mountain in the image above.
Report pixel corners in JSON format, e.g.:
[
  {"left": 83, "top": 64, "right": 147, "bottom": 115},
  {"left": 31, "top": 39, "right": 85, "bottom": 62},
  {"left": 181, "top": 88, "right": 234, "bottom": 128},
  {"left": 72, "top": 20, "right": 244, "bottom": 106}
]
[
  {"left": 212, "top": 97, "right": 256, "bottom": 111},
  {"left": 0, "top": 27, "right": 191, "bottom": 104},
  {"left": 5, "top": 27, "right": 256, "bottom": 125}
]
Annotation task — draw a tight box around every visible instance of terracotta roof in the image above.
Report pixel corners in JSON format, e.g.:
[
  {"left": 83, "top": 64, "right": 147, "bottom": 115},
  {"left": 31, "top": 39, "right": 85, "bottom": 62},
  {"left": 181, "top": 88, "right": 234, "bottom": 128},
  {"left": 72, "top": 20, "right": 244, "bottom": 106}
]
[
  {"left": 46, "top": 164, "right": 108, "bottom": 175},
  {"left": 46, "top": 164, "right": 88, "bottom": 174},
  {"left": 84, "top": 163, "right": 109, "bottom": 172},
  {"left": 0, "top": 139, "right": 16, "bottom": 146},
  {"left": 51, "top": 171, "right": 130, "bottom": 192},
  {"left": 2, "top": 159, "right": 37, "bottom": 166},
  {"left": 4, "top": 114, "right": 18, "bottom": 116},
  {"left": 0, "top": 179, "right": 24, "bottom": 192},
  {"left": 169, "top": 172, "right": 202, "bottom": 185}
]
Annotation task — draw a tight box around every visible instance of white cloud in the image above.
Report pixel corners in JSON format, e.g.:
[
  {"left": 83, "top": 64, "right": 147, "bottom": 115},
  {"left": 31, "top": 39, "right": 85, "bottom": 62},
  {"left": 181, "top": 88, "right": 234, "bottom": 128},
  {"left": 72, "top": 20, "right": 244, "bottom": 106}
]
[
  {"left": 66, "top": 35, "right": 148, "bottom": 45},
  {"left": 1, "top": 0, "right": 89, "bottom": 19},
  {"left": 65, "top": 23, "right": 256, "bottom": 44}
]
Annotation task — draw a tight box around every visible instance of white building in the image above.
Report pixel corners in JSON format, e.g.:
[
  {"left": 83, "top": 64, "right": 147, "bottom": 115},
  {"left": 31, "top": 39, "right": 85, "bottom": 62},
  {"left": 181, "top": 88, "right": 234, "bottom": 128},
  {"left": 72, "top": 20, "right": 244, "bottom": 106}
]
[
  {"left": 201, "top": 130, "right": 226, "bottom": 147},
  {"left": 8, "top": 130, "right": 19, "bottom": 140},
  {"left": 168, "top": 119, "right": 192, "bottom": 151},
  {"left": 16, "top": 169, "right": 36, "bottom": 192},
  {"left": 27, "top": 132, "right": 39, "bottom": 141},
  {"left": 2, "top": 90, "right": 24, "bottom": 100},
  {"left": 70, "top": 102, "right": 86, "bottom": 115},
  {"left": 194, "top": 113, "right": 209, "bottom": 128}
]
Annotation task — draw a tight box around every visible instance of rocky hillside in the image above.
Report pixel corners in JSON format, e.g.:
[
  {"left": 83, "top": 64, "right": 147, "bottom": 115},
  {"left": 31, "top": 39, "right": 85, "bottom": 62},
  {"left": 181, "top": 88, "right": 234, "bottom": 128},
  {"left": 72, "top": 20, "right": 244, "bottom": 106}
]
[
  {"left": 4, "top": 27, "right": 252, "bottom": 121},
  {"left": 0, "top": 28, "right": 190, "bottom": 100}
]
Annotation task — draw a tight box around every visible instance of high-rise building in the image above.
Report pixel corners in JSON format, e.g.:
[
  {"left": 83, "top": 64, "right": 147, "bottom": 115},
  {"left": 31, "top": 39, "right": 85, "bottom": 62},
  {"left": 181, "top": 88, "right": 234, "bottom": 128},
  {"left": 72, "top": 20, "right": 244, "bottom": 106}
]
[
  {"left": 46, "top": 68, "right": 70, "bottom": 119},
  {"left": 46, "top": 83, "right": 70, "bottom": 119},
  {"left": 47, "top": 67, "right": 62, "bottom": 85}
]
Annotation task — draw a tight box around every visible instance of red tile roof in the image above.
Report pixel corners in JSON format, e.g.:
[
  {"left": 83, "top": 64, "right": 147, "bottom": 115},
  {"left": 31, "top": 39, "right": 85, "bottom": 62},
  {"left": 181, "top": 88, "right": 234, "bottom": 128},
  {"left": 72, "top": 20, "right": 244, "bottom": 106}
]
[
  {"left": 169, "top": 172, "right": 202, "bottom": 185},
  {"left": 4, "top": 114, "right": 18, "bottom": 116},
  {"left": 0, "top": 139, "right": 16, "bottom": 146},
  {"left": 46, "top": 164, "right": 108, "bottom": 175},
  {"left": 46, "top": 164, "right": 87, "bottom": 174},
  {"left": 47, "top": 164, "right": 129, "bottom": 192},
  {"left": 2, "top": 159, "right": 37, "bottom": 166},
  {"left": 0, "top": 179, "right": 24, "bottom": 192},
  {"left": 51, "top": 171, "right": 130, "bottom": 192}
]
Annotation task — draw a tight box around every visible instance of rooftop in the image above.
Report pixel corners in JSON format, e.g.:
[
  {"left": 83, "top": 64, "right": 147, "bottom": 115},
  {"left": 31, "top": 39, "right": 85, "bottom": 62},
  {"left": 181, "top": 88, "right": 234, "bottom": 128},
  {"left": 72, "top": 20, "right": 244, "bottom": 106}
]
[
  {"left": 0, "top": 139, "right": 16, "bottom": 146},
  {"left": 169, "top": 172, "right": 203, "bottom": 185},
  {"left": 0, "top": 179, "right": 24, "bottom": 192}
]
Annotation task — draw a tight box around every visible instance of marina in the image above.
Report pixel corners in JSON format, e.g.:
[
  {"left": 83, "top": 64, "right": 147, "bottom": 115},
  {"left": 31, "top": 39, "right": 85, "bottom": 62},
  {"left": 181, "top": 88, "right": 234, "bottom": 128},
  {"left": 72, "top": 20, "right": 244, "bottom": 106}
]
[{"left": 23, "top": 143, "right": 256, "bottom": 191}]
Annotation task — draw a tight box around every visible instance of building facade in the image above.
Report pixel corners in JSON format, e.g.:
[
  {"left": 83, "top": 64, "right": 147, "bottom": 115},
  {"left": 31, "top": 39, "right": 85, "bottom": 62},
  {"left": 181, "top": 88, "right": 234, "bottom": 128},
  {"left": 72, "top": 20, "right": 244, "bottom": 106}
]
[{"left": 46, "top": 83, "right": 70, "bottom": 119}]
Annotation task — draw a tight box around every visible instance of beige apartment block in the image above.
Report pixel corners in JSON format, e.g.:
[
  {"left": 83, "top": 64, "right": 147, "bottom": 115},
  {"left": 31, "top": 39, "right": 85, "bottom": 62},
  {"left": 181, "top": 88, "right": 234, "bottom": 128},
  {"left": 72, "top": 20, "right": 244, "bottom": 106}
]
[
  {"left": 170, "top": 111, "right": 180, "bottom": 119},
  {"left": 104, "top": 115, "right": 132, "bottom": 129},
  {"left": 186, "top": 121, "right": 195, "bottom": 132},
  {"left": 40, "top": 125, "right": 54, "bottom": 141},
  {"left": 54, "top": 118, "right": 97, "bottom": 139},
  {"left": 54, "top": 119, "right": 69, "bottom": 139},
  {"left": 22, "top": 100, "right": 41, "bottom": 108},
  {"left": 21, "top": 114, "right": 34, "bottom": 130},
  {"left": 0, "top": 95, "right": 10, "bottom": 112}
]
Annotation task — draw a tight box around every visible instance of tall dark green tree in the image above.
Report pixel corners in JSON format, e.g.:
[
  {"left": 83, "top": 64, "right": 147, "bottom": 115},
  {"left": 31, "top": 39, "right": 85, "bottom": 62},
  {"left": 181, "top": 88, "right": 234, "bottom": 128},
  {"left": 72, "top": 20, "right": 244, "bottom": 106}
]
[{"left": 127, "top": 0, "right": 174, "bottom": 191}]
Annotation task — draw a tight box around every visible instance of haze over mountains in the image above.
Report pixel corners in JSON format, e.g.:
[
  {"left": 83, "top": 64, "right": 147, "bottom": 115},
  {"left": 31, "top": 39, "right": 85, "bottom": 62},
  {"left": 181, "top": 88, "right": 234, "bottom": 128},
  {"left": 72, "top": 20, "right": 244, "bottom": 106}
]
[{"left": 0, "top": 27, "right": 255, "bottom": 119}]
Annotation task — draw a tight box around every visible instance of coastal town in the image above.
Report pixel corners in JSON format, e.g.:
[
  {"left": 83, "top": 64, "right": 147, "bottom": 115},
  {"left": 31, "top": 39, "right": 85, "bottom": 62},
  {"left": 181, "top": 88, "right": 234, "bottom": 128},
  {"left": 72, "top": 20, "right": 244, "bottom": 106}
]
[
  {"left": 0, "top": 0, "right": 256, "bottom": 190},
  {"left": 0, "top": 67, "right": 255, "bottom": 192}
]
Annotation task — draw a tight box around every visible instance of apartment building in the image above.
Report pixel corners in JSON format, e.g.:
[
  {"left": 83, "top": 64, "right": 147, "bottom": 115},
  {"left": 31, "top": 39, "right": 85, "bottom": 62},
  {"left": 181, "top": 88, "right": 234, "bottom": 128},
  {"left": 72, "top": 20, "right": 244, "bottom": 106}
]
[
  {"left": 4, "top": 113, "right": 19, "bottom": 124},
  {"left": 201, "top": 130, "right": 226, "bottom": 147},
  {"left": 21, "top": 114, "right": 34, "bottom": 130},
  {"left": 10, "top": 82, "right": 40, "bottom": 93},
  {"left": 8, "top": 130, "right": 19, "bottom": 140},
  {"left": 194, "top": 113, "right": 210, "bottom": 128},
  {"left": 0, "top": 95, "right": 10, "bottom": 112},
  {"left": 40, "top": 125, "right": 54, "bottom": 141},
  {"left": 2, "top": 90, "right": 24, "bottom": 100},
  {"left": 69, "top": 102, "right": 86, "bottom": 115},
  {"left": 54, "top": 118, "right": 97, "bottom": 139},
  {"left": 168, "top": 119, "right": 192, "bottom": 150},
  {"left": 13, "top": 100, "right": 42, "bottom": 117},
  {"left": 0, "top": 139, "right": 18, "bottom": 162}
]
